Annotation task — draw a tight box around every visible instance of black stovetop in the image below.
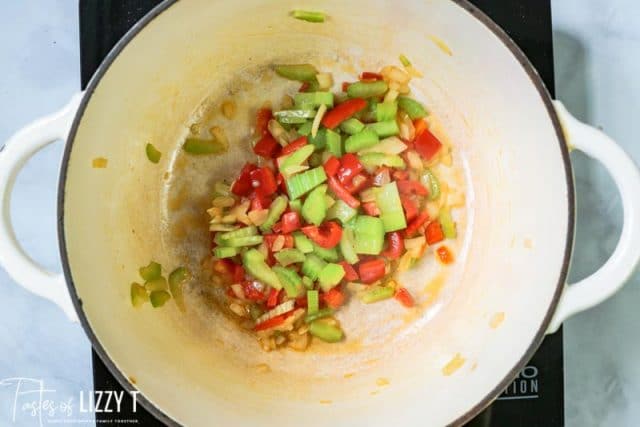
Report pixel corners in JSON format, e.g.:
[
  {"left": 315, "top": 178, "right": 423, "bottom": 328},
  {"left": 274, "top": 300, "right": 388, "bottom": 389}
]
[{"left": 81, "top": 1, "right": 563, "bottom": 425}]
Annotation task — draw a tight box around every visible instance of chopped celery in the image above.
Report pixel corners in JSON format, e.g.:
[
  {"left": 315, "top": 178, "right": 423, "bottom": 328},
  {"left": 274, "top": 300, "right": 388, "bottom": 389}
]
[
  {"left": 139, "top": 261, "right": 162, "bottom": 281},
  {"left": 260, "top": 195, "right": 288, "bottom": 232},
  {"left": 420, "top": 168, "right": 440, "bottom": 200},
  {"left": 291, "top": 9, "right": 326, "bottom": 23},
  {"left": 339, "top": 228, "right": 359, "bottom": 264},
  {"left": 359, "top": 286, "right": 395, "bottom": 303},
  {"left": 273, "top": 64, "right": 318, "bottom": 82},
  {"left": 145, "top": 143, "right": 162, "bottom": 164},
  {"left": 366, "top": 120, "right": 399, "bottom": 138},
  {"left": 375, "top": 182, "right": 407, "bottom": 232},
  {"left": 289, "top": 199, "right": 302, "bottom": 212},
  {"left": 183, "top": 137, "right": 227, "bottom": 155},
  {"left": 214, "top": 246, "right": 239, "bottom": 258},
  {"left": 340, "top": 118, "right": 365, "bottom": 135},
  {"left": 354, "top": 215, "right": 385, "bottom": 255},
  {"left": 274, "top": 248, "right": 306, "bottom": 266},
  {"left": 293, "top": 232, "right": 314, "bottom": 253},
  {"left": 149, "top": 290, "right": 171, "bottom": 308},
  {"left": 168, "top": 267, "right": 190, "bottom": 312},
  {"left": 398, "top": 96, "right": 428, "bottom": 119},
  {"left": 359, "top": 153, "right": 406, "bottom": 170},
  {"left": 318, "top": 263, "right": 345, "bottom": 291},
  {"left": 217, "top": 226, "right": 257, "bottom": 244},
  {"left": 130, "top": 283, "right": 148, "bottom": 308},
  {"left": 305, "top": 307, "right": 334, "bottom": 323},
  {"left": 325, "top": 129, "right": 342, "bottom": 157},
  {"left": 302, "top": 184, "right": 327, "bottom": 226},
  {"left": 224, "top": 235, "right": 264, "bottom": 247},
  {"left": 273, "top": 266, "right": 304, "bottom": 298},
  {"left": 302, "top": 254, "right": 327, "bottom": 280},
  {"left": 344, "top": 128, "right": 379, "bottom": 153},
  {"left": 439, "top": 208, "right": 457, "bottom": 238},
  {"left": 297, "top": 121, "right": 313, "bottom": 136},
  {"left": 243, "top": 249, "right": 282, "bottom": 289},
  {"left": 312, "top": 243, "right": 339, "bottom": 262},
  {"left": 309, "top": 320, "right": 344, "bottom": 342},
  {"left": 302, "top": 276, "right": 314, "bottom": 289},
  {"left": 307, "top": 290, "right": 320, "bottom": 314},
  {"left": 279, "top": 144, "right": 315, "bottom": 170},
  {"left": 376, "top": 101, "right": 398, "bottom": 122},
  {"left": 308, "top": 128, "right": 327, "bottom": 150},
  {"left": 347, "top": 81, "right": 388, "bottom": 98},
  {"left": 286, "top": 167, "right": 327, "bottom": 200},
  {"left": 327, "top": 199, "right": 358, "bottom": 224},
  {"left": 399, "top": 54, "right": 412, "bottom": 67},
  {"left": 144, "top": 277, "right": 167, "bottom": 292},
  {"left": 274, "top": 109, "right": 316, "bottom": 124},
  {"left": 294, "top": 92, "right": 334, "bottom": 109}
]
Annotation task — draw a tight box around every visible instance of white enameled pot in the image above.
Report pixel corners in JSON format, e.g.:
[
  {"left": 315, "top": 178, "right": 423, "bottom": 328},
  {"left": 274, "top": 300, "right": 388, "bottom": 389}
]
[{"left": 1, "top": 1, "right": 639, "bottom": 426}]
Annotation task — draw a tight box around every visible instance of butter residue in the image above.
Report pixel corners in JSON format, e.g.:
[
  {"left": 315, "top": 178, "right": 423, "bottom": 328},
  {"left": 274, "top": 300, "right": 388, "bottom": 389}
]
[
  {"left": 92, "top": 157, "right": 108, "bottom": 168},
  {"left": 489, "top": 312, "right": 505, "bottom": 329},
  {"left": 442, "top": 353, "right": 466, "bottom": 376},
  {"left": 376, "top": 377, "right": 390, "bottom": 387},
  {"left": 429, "top": 35, "right": 453, "bottom": 56}
]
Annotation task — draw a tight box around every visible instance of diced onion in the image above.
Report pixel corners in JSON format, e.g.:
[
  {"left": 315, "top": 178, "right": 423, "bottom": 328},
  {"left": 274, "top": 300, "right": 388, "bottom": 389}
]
[
  {"left": 311, "top": 104, "right": 327, "bottom": 138},
  {"left": 230, "top": 283, "right": 245, "bottom": 300},
  {"left": 248, "top": 209, "right": 269, "bottom": 226},
  {"left": 384, "top": 89, "right": 399, "bottom": 102},
  {"left": 268, "top": 119, "right": 291, "bottom": 146},
  {"left": 316, "top": 73, "right": 334, "bottom": 90},
  {"left": 404, "top": 236, "right": 426, "bottom": 250},
  {"left": 359, "top": 136, "right": 407, "bottom": 155},
  {"left": 255, "top": 300, "right": 295, "bottom": 325}
]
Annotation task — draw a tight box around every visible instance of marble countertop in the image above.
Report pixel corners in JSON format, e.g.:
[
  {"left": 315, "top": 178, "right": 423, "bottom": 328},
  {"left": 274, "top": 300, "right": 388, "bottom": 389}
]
[{"left": 0, "top": 1, "right": 638, "bottom": 426}]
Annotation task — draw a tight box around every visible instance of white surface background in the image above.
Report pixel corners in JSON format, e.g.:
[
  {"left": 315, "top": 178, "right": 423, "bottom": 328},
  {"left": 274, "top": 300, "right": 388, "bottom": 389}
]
[{"left": 0, "top": 1, "right": 638, "bottom": 426}]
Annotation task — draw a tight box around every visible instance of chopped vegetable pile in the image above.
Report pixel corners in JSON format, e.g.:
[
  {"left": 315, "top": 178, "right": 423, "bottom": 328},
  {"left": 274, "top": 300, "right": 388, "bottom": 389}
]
[{"left": 203, "top": 58, "right": 460, "bottom": 351}]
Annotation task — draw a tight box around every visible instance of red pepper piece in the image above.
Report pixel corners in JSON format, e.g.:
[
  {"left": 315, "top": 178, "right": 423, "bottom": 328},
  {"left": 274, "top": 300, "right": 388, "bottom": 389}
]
[
  {"left": 425, "top": 220, "right": 445, "bottom": 245},
  {"left": 253, "top": 134, "right": 281, "bottom": 159},
  {"left": 397, "top": 179, "right": 429, "bottom": 196},
  {"left": 413, "top": 119, "right": 428, "bottom": 137},
  {"left": 322, "top": 98, "right": 368, "bottom": 129},
  {"left": 250, "top": 167, "right": 278, "bottom": 197},
  {"left": 264, "top": 234, "right": 295, "bottom": 250},
  {"left": 362, "top": 201, "right": 380, "bottom": 216},
  {"left": 338, "top": 261, "right": 359, "bottom": 281},
  {"left": 266, "top": 288, "right": 281, "bottom": 309},
  {"left": 254, "top": 313, "right": 288, "bottom": 331},
  {"left": 360, "top": 71, "right": 383, "bottom": 81},
  {"left": 233, "top": 264, "right": 245, "bottom": 283},
  {"left": 394, "top": 287, "right": 415, "bottom": 308},
  {"left": 323, "top": 155, "right": 341, "bottom": 177},
  {"left": 323, "top": 287, "right": 346, "bottom": 308},
  {"left": 256, "top": 108, "right": 272, "bottom": 136},
  {"left": 231, "top": 163, "right": 258, "bottom": 196},
  {"left": 414, "top": 128, "right": 443, "bottom": 161},
  {"left": 358, "top": 259, "right": 386, "bottom": 284},
  {"left": 281, "top": 211, "right": 301, "bottom": 234},
  {"left": 280, "top": 136, "right": 308, "bottom": 156},
  {"left": 299, "top": 82, "right": 310, "bottom": 92},
  {"left": 392, "top": 169, "right": 409, "bottom": 181},
  {"left": 301, "top": 221, "right": 343, "bottom": 249},
  {"left": 337, "top": 153, "right": 364, "bottom": 184},
  {"left": 405, "top": 211, "right": 430, "bottom": 237},
  {"left": 341, "top": 82, "right": 351, "bottom": 92},
  {"left": 436, "top": 245, "right": 454, "bottom": 264},
  {"left": 241, "top": 280, "right": 265, "bottom": 301},
  {"left": 249, "top": 192, "right": 272, "bottom": 211},
  {"left": 382, "top": 231, "right": 404, "bottom": 260},
  {"left": 344, "top": 172, "right": 371, "bottom": 194},
  {"left": 400, "top": 196, "right": 418, "bottom": 222},
  {"left": 295, "top": 295, "right": 308, "bottom": 308},
  {"left": 328, "top": 176, "right": 361, "bottom": 209},
  {"left": 272, "top": 221, "right": 283, "bottom": 234}
]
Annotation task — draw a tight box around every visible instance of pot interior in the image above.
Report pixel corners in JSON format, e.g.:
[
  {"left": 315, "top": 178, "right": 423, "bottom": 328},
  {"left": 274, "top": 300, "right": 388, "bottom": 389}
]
[{"left": 61, "top": 0, "right": 571, "bottom": 425}]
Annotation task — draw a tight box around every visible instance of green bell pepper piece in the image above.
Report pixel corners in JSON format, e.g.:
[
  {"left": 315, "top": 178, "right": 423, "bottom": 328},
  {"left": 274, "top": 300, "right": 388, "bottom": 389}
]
[
  {"left": 130, "top": 282, "right": 148, "bottom": 308},
  {"left": 168, "top": 267, "right": 190, "bottom": 312},
  {"left": 145, "top": 143, "right": 162, "bottom": 164},
  {"left": 149, "top": 290, "right": 171, "bottom": 308}
]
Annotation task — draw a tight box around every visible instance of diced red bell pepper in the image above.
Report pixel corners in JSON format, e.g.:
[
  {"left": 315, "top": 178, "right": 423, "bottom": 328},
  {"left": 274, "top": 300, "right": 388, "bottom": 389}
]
[
  {"left": 341, "top": 82, "right": 351, "bottom": 92},
  {"left": 323, "top": 156, "right": 341, "bottom": 177},
  {"left": 280, "top": 136, "right": 308, "bottom": 156},
  {"left": 405, "top": 211, "right": 430, "bottom": 237},
  {"left": 362, "top": 201, "right": 380, "bottom": 216},
  {"left": 322, "top": 98, "right": 368, "bottom": 129},
  {"left": 382, "top": 232, "right": 404, "bottom": 260},
  {"left": 299, "top": 82, "right": 310, "bottom": 92},
  {"left": 425, "top": 220, "right": 445, "bottom": 245},
  {"left": 328, "top": 176, "right": 361, "bottom": 209},
  {"left": 266, "top": 288, "right": 281, "bottom": 309},
  {"left": 436, "top": 245, "right": 454, "bottom": 264},
  {"left": 337, "top": 153, "right": 364, "bottom": 184},
  {"left": 323, "top": 287, "right": 346, "bottom": 309},
  {"left": 231, "top": 163, "right": 257, "bottom": 196},
  {"left": 213, "top": 259, "right": 236, "bottom": 284},
  {"left": 295, "top": 295, "right": 308, "bottom": 308},
  {"left": 256, "top": 108, "right": 272, "bottom": 136},
  {"left": 392, "top": 169, "right": 409, "bottom": 181},
  {"left": 413, "top": 119, "right": 427, "bottom": 137},
  {"left": 275, "top": 172, "right": 288, "bottom": 195},
  {"left": 358, "top": 259, "right": 386, "bottom": 284},
  {"left": 233, "top": 264, "right": 245, "bottom": 283},
  {"left": 253, "top": 134, "right": 280, "bottom": 159},
  {"left": 249, "top": 193, "right": 272, "bottom": 211},
  {"left": 400, "top": 196, "right": 418, "bottom": 222},
  {"left": 250, "top": 166, "right": 278, "bottom": 197},
  {"left": 360, "top": 71, "right": 383, "bottom": 81},
  {"left": 394, "top": 287, "right": 415, "bottom": 308},
  {"left": 338, "top": 261, "right": 359, "bottom": 281},
  {"left": 272, "top": 221, "right": 283, "bottom": 233},
  {"left": 254, "top": 313, "right": 288, "bottom": 331},
  {"left": 344, "top": 172, "right": 371, "bottom": 194},
  {"left": 264, "top": 234, "right": 295, "bottom": 250},
  {"left": 281, "top": 211, "right": 301, "bottom": 234},
  {"left": 397, "top": 180, "right": 429, "bottom": 196},
  {"left": 301, "top": 221, "right": 343, "bottom": 249},
  {"left": 414, "top": 128, "right": 442, "bottom": 161},
  {"left": 242, "top": 280, "right": 266, "bottom": 301}
]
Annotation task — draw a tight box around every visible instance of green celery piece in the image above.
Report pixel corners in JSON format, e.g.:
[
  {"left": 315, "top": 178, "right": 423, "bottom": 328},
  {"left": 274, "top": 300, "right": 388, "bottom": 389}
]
[
  {"left": 139, "top": 261, "right": 162, "bottom": 281},
  {"left": 286, "top": 167, "right": 327, "bottom": 200},
  {"left": 297, "top": 121, "right": 313, "bottom": 136},
  {"left": 356, "top": 99, "right": 378, "bottom": 123},
  {"left": 339, "top": 228, "right": 359, "bottom": 264},
  {"left": 327, "top": 199, "right": 358, "bottom": 224},
  {"left": 149, "top": 290, "right": 171, "bottom": 308},
  {"left": 344, "top": 128, "right": 379, "bottom": 153},
  {"left": 398, "top": 96, "right": 428, "bottom": 119},
  {"left": 302, "top": 276, "right": 314, "bottom": 289},
  {"left": 340, "top": 118, "right": 365, "bottom": 135},
  {"left": 375, "top": 182, "right": 407, "bottom": 232},
  {"left": 274, "top": 109, "right": 316, "bottom": 119},
  {"left": 260, "top": 195, "right": 288, "bottom": 232},
  {"left": 302, "top": 184, "right": 327, "bottom": 225},
  {"left": 293, "top": 232, "right": 315, "bottom": 253},
  {"left": 183, "top": 137, "right": 227, "bottom": 155},
  {"left": 307, "top": 290, "right": 320, "bottom": 314},
  {"left": 145, "top": 143, "right": 162, "bottom": 164},
  {"left": 325, "top": 129, "right": 342, "bottom": 157},
  {"left": 302, "top": 254, "right": 327, "bottom": 280},
  {"left": 376, "top": 101, "right": 398, "bottom": 122},
  {"left": 312, "top": 243, "right": 339, "bottom": 262},
  {"left": 273, "top": 64, "right": 318, "bottom": 82},
  {"left": 354, "top": 215, "right": 385, "bottom": 255},
  {"left": 273, "top": 266, "right": 304, "bottom": 298},
  {"left": 144, "top": 277, "right": 167, "bottom": 292},
  {"left": 294, "top": 92, "right": 334, "bottom": 109},
  {"left": 359, "top": 153, "right": 406, "bottom": 170},
  {"left": 214, "top": 246, "right": 239, "bottom": 258},
  {"left": 291, "top": 9, "right": 326, "bottom": 23},
  {"left": 289, "top": 199, "right": 302, "bottom": 212},
  {"left": 168, "top": 267, "right": 190, "bottom": 312},
  {"left": 274, "top": 248, "right": 306, "bottom": 266},
  {"left": 308, "top": 128, "right": 327, "bottom": 150},
  {"left": 223, "top": 235, "right": 264, "bottom": 247},
  {"left": 360, "top": 286, "right": 395, "bottom": 303},
  {"left": 318, "top": 263, "right": 345, "bottom": 291},
  {"left": 305, "top": 307, "right": 334, "bottom": 323},
  {"left": 279, "top": 144, "right": 315, "bottom": 171},
  {"left": 439, "top": 208, "right": 457, "bottom": 238},
  {"left": 309, "top": 320, "right": 344, "bottom": 342},
  {"left": 421, "top": 168, "right": 441, "bottom": 200},
  {"left": 347, "top": 81, "right": 388, "bottom": 98},
  {"left": 130, "top": 282, "right": 148, "bottom": 308},
  {"left": 216, "top": 226, "right": 257, "bottom": 244},
  {"left": 366, "top": 120, "right": 399, "bottom": 138},
  {"left": 399, "top": 54, "right": 411, "bottom": 67},
  {"left": 243, "top": 249, "right": 282, "bottom": 289}
]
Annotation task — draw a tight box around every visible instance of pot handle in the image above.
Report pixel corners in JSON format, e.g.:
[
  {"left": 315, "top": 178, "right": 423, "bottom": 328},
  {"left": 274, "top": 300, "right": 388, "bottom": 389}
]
[
  {"left": 548, "top": 101, "right": 640, "bottom": 332},
  {"left": 0, "top": 93, "right": 83, "bottom": 322}
]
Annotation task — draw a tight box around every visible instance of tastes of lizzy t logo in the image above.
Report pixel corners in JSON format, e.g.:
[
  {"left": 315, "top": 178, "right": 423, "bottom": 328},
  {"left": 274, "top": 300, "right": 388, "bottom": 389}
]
[{"left": 0, "top": 377, "right": 139, "bottom": 426}]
